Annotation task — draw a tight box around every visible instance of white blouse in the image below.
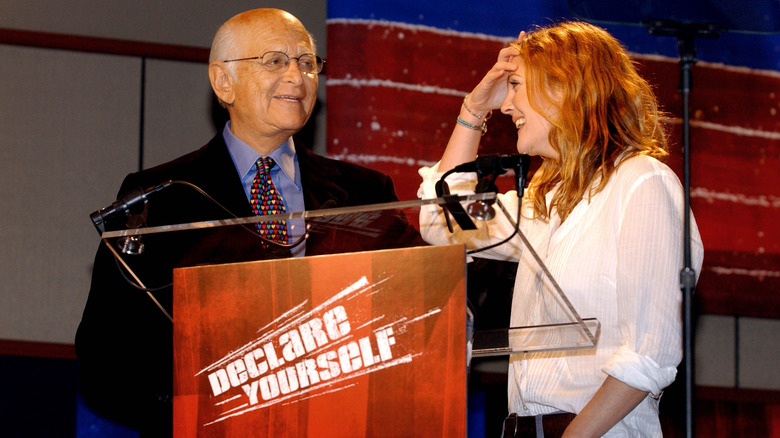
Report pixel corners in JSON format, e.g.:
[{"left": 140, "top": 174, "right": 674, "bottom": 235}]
[{"left": 418, "top": 155, "right": 704, "bottom": 437}]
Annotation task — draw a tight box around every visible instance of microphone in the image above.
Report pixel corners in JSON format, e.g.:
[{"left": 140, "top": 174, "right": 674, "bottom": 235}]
[
  {"left": 452, "top": 154, "right": 524, "bottom": 176},
  {"left": 435, "top": 155, "right": 530, "bottom": 230},
  {"left": 434, "top": 154, "right": 531, "bottom": 252},
  {"left": 454, "top": 155, "right": 528, "bottom": 220},
  {"left": 90, "top": 180, "right": 173, "bottom": 235}
]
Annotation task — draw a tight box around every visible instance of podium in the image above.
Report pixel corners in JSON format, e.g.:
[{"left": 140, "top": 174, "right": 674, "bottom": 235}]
[
  {"left": 93, "top": 193, "right": 599, "bottom": 437},
  {"left": 172, "top": 244, "right": 467, "bottom": 437}
]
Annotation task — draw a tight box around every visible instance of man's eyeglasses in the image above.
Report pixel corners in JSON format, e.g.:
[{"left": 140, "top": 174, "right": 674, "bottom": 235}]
[{"left": 222, "top": 51, "right": 325, "bottom": 75}]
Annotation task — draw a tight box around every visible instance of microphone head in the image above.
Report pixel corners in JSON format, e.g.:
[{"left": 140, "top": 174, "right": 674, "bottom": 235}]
[
  {"left": 476, "top": 154, "right": 525, "bottom": 176},
  {"left": 90, "top": 210, "right": 108, "bottom": 234},
  {"left": 498, "top": 154, "right": 522, "bottom": 170}
]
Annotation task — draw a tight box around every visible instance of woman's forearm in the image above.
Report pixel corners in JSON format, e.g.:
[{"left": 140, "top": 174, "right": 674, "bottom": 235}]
[{"left": 562, "top": 375, "right": 649, "bottom": 438}]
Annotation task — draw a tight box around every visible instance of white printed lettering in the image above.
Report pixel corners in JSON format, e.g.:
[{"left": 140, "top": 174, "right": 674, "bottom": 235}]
[{"left": 323, "top": 306, "right": 350, "bottom": 340}]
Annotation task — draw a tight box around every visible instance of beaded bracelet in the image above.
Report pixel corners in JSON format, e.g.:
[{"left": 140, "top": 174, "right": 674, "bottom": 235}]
[
  {"left": 456, "top": 116, "right": 487, "bottom": 135},
  {"left": 462, "top": 95, "right": 492, "bottom": 122}
]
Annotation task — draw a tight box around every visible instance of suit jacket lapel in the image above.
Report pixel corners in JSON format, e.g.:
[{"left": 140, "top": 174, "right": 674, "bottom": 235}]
[
  {"left": 296, "top": 144, "right": 348, "bottom": 210},
  {"left": 190, "top": 134, "right": 254, "bottom": 219}
]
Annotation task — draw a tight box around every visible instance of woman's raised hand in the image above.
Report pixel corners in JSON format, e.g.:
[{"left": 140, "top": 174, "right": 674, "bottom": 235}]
[{"left": 464, "top": 38, "right": 523, "bottom": 114}]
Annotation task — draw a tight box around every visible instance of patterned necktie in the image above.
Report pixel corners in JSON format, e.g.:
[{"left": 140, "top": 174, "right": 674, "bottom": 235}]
[{"left": 250, "top": 157, "right": 288, "bottom": 244}]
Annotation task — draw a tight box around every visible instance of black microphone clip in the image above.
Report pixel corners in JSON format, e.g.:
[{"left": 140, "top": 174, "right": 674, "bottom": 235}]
[{"left": 435, "top": 179, "right": 478, "bottom": 233}]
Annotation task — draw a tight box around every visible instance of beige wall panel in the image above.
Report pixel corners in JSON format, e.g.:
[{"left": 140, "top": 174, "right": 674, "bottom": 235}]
[
  {"left": 0, "top": 1, "right": 327, "bottom": 55},
  {"left": 0, "top": 45, "right": 141, "bottom": 344},
  {"left": 694, "top": 315, "right": 736, "bottom": 387},
  {"left": 142, "top": 59, "right": 220, "bottom": 168},
  {"left": 739, "top": 317, "right": 780, "bottom": 390}
]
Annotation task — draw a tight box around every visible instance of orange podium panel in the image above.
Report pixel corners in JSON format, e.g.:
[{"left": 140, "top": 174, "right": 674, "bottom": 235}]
[{"left": 172, "top": 244, "right": 466, "bottom": 437}]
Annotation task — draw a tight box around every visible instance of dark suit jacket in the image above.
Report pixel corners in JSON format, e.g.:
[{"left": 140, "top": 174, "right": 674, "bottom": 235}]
[{"left": 75, "top": 134, "right": 423, "bottom": 436}]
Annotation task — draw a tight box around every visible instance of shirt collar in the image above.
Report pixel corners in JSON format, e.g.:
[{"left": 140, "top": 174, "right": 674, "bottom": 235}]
[{"left": 222, "top": 121, "right": 300, "bottom": 189}]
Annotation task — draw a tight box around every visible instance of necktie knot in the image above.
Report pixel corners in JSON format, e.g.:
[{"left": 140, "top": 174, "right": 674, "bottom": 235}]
[{"left": 257, "top": 156, "right": 276, "bottom": 174}]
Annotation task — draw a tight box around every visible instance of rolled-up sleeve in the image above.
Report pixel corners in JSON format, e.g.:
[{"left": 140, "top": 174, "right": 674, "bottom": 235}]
[{"left": 602, "top": 346, "right": 677, "bottom": 397}]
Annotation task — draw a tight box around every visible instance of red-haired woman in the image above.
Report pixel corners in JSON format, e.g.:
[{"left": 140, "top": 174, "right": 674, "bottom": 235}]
[{"left": 418, "top": 21, "right": 704, "bottom": 437}]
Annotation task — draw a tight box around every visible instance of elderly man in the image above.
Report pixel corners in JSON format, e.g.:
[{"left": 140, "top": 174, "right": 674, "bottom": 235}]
[{"left": 76, "top": 9, "right": 420, "bottom": 437}]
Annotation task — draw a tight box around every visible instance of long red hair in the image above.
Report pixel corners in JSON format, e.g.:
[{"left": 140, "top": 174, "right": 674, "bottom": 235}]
[{"left": 510, "top": 21, "right": 669, "bottom": 222}]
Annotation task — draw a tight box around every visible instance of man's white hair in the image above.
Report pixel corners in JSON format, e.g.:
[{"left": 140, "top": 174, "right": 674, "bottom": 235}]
[{"left": 209, "top": 22, "right": 240, "bottom": 81}]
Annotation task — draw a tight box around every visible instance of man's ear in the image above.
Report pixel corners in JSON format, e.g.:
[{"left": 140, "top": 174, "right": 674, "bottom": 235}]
[{"left": 209, "top": 61, "right": 235, "bottom": 106}]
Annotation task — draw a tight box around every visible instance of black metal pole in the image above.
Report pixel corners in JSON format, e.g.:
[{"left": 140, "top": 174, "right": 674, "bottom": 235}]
[
  {"left": 644, "top": 19, "right": 722, "bottom": 438},
  {"left": 678, "top": 34, "right": 697, "bottom": 438}
]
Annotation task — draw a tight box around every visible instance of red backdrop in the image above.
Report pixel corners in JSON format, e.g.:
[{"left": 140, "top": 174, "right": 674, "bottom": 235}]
[{"left": 326, "top": 21, "right": 780, "bottom": 318}]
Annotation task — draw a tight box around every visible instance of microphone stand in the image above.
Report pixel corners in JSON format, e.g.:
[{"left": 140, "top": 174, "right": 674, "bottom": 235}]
[
  {"left": 467, "top": 155, "right": 530, "bottom": 255},
  {"left": 644, "top": 19, "right": 722, "bottom": 438}
]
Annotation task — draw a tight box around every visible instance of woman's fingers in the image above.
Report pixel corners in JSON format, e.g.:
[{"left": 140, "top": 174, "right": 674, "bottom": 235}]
[
  {"left": 466, "top": 35, "right": 524, "bottom": 111},
  {"left": 497, "top": 45, "right": 520, "bottom": 62}
]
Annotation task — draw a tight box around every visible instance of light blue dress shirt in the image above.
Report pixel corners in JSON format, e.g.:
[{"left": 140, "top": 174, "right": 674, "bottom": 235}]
[{"left": 222, "top": 121, "right": 306, "bottom": 256}]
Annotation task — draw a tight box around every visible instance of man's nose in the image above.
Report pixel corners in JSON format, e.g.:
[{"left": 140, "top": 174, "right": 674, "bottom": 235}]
[{"left": 282, "top": 59, "right": 305, "bottom": 83}]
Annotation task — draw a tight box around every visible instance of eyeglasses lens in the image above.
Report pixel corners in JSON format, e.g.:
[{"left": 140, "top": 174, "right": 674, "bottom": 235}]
[{"left": 261, "top": 52, "right": 322, "bottom": 74}]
